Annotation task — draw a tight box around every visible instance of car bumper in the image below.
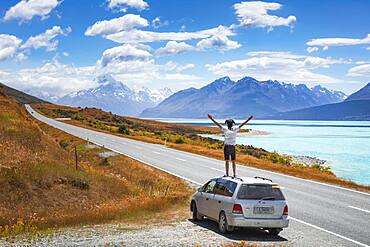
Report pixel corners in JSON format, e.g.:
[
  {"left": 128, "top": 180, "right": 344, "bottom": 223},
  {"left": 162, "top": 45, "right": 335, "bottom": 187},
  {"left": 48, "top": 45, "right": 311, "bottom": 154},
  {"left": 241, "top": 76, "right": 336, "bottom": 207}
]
[{"left": 227, "top": 214, "right": 289, "bottom": 228}]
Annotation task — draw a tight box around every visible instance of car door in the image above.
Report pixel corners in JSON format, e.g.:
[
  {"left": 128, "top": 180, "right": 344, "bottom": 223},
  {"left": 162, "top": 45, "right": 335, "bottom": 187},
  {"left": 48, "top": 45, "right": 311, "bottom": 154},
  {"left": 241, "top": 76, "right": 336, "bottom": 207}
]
[
  {"left": 212, "top": 179, "right": 237, "bottom": 219},
  {"left": 211, "top": 179, "right": 226, "bottom": 220},
  {"left": 197, "top": 179, "right": 216, "bottom": 217}
]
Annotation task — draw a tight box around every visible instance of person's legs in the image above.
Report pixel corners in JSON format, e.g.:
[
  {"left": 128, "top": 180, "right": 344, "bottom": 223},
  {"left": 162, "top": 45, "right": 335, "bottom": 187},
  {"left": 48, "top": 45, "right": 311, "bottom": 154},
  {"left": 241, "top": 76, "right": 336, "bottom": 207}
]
[
  {"left": 232, "top": 160, "right": 236, "bottom": 177},
  {"left": 224, "top": 145, "right": 230, "bottom": 176},
  {"left": 225, "top": 160, "right": 229, "bottom": 176},
  {"left": 231, "top": 146, "right": 236, "bottom": 177}
]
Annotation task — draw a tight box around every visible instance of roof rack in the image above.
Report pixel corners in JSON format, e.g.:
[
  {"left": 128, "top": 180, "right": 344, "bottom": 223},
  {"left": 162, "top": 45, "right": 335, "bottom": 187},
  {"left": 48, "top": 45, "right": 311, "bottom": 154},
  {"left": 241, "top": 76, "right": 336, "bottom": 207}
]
[
  {"left": 222, "top": 175, "right": 243, "bottom": 182},
  {"left": 254, "top": 176, "right": 272, "bottom": 182}
]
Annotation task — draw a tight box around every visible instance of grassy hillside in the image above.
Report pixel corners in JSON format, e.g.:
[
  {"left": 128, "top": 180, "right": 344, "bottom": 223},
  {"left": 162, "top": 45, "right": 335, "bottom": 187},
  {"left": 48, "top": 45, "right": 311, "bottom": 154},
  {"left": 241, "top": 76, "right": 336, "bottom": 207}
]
[
  {"left": 0, "top": 90, "right": 192, "bottom": 237},
  {"left": 34, "top": 103, "right": 370, "bottom": 192}
]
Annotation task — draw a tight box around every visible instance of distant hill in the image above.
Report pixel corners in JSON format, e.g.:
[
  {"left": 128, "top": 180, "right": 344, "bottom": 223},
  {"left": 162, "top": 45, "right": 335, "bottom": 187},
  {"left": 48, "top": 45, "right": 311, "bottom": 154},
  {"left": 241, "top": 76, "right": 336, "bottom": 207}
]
[
  {"left": 57, "top": 75, "right": 173, "bottom": 116},
  {"left": 267, "top": 83, "right": 370, "bottom": 120},
  {"left": 0, "top": 82, "right": 47, "bottom": 104},
  {"left": 266, "top": 100, "right": 370, "bottom": 120},
  {"left": 345, "top": 82, "right": 370, "bottom": 101},
  {"left": 140, "top": 76, "right": 346, "bottom": 118}
]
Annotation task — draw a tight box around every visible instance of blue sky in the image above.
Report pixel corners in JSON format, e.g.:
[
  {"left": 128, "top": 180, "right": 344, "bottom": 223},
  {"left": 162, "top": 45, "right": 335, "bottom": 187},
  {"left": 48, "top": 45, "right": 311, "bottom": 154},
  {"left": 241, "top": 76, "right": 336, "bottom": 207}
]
[{"left": 0, "top": 0, "right": 370, "bottom": 97}]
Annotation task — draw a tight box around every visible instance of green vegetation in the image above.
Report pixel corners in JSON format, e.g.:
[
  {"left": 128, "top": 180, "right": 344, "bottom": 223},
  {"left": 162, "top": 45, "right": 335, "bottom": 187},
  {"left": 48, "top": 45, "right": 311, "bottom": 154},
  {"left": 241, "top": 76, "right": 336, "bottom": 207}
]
[{"left": 118, "top": 125, "right": 130, "bottom": 135}]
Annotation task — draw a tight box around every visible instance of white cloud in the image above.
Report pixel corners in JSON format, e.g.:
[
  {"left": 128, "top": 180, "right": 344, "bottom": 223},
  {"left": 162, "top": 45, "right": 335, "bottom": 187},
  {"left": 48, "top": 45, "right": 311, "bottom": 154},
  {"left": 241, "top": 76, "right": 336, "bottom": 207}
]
[
  {"left": 106, "top": 25, "right": 234, "bottom": 43},
  {"left": 347, "top": 64, "right": 370, "bottom": 77},
  {"left": 307, "top": 46, "right": 319, "bottom": 53},
  {"left": 152, "top": 17, "right": 169, "bottom": 29},
  {"left": 96, "top": 44, "right": 201, "bottom": 88},
  {"left": 206, "top": 51, "right": 346, "bottom": 83},
  {"left": 98, "top": 43, "right": 152, "bottom": 67},
  {"left": 21, "top": 26, "right": 71, "bottom": 51},
  {"left": 160, "top": 61, "right": 195, "bottom": 72},
  {"left": 85, "top": 14, "right": 149, "bottom": 36},
  {"left": 196, "top": 35, "right": 241, "bottom": 51},
  {"left": 4, "top": 0, "right": 60, "bottom": 22},
  {"left": 155, "top": 41, "right": 195, "bottom": 56},
  {"left": 176, "top": 63, "right": 195, "bottom": 72},
  {"left": 107, "top": 0, "right": 149, "bottom": 12},
  {"left": 233, "top": 1, "right": 296, "bottom": 30},
  {"left": 307, "top": 34, "right": 370, "bottom": 48},
  {"left": 0, "top": 34, "right": 22, "bottom": 62},
  {"left": 367, "top": 47, "right": 370, "bottom": 50},
  {"left": 247, "top": 51, "right": 306, "bottom": 59},
  {"left": 0, "top": 60, "right": 96, "bottom": 97}
]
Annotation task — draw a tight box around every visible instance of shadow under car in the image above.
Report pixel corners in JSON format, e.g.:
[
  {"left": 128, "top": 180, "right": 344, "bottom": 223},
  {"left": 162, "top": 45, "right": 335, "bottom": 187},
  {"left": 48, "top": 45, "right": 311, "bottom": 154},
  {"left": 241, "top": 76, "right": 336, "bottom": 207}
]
[{"left": 188, "top": 218, "right": 288, "bottom": 242}]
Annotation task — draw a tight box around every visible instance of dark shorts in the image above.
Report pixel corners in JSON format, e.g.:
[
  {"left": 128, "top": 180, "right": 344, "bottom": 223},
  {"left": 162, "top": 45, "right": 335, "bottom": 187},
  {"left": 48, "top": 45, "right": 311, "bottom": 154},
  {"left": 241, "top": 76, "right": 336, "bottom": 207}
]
[{"left": 224, "top": 145, "right": 236, "bottom": 161}]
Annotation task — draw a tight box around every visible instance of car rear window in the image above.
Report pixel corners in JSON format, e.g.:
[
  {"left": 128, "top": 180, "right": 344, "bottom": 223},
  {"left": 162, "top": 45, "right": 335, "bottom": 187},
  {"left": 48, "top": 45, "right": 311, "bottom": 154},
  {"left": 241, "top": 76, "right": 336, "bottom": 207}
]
[{"left": 237, "top": 184, "right": 285, "bottom": 200}]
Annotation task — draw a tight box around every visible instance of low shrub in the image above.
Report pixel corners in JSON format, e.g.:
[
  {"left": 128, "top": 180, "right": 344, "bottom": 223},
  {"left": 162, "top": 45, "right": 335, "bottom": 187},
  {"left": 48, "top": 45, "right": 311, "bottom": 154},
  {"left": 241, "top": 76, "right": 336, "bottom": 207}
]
[{"left": 118, "top": 125, "right": 130, "bottom": 135}]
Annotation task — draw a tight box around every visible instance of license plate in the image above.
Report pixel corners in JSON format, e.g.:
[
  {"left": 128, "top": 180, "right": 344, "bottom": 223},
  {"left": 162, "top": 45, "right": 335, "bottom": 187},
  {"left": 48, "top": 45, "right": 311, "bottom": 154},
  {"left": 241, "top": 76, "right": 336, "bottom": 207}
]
[{"left": 253, "top": 206, "right": 274, "bottom": 214}]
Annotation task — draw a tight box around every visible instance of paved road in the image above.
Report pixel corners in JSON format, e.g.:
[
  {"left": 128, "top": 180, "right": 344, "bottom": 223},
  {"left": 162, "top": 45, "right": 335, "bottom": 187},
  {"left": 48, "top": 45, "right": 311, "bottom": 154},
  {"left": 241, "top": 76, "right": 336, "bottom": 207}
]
[{"left": 26, "top": 105, "right": 370, "bottom": 247}]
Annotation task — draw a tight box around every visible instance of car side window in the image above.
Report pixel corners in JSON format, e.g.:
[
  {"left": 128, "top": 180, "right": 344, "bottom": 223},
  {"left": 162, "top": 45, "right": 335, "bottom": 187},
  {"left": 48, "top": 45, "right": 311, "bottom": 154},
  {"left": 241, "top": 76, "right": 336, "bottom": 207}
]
[
  {"left": 214, "top": 179, "right": 227, "bottom": 196},
  {"left": 225, "top": 181, "right": 237, "bottom": 197},
  {"left": 203, "top": 180, "right": 216, "bottom": 193}
]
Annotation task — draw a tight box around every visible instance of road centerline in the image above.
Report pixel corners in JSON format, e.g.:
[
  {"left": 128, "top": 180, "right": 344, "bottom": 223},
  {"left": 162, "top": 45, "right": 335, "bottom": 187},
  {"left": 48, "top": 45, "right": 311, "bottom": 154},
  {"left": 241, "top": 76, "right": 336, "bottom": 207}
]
[{"left": 175, "top": 157, "right": 187, "bottom": 162}]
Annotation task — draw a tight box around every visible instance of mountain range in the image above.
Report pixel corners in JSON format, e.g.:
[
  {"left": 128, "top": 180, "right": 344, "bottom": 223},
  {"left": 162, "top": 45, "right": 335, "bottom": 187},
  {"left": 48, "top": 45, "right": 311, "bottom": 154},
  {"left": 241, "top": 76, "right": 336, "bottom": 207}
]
[
  {"left": 140, "top": 76, "right": 346, "bottom": 118},
  {"left": 55, "top": 75, "right": 173, "bottom": 116},
  {"left": 267, "top": 83, "right": 370, "bottom": 120}
]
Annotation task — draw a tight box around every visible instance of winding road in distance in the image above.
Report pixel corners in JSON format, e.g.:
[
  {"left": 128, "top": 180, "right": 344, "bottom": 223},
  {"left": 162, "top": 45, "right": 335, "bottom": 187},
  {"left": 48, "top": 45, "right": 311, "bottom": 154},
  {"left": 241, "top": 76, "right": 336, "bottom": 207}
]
[{"left": 26, "top": 104, "right": 370, "bottom": 247}]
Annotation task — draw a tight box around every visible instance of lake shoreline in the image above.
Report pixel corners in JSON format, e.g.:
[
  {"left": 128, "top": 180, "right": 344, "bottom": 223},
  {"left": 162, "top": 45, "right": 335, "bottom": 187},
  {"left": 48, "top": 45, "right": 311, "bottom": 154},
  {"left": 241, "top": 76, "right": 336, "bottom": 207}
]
[{"left": 200, "top": 133, "right": 329, "bottom": 167}]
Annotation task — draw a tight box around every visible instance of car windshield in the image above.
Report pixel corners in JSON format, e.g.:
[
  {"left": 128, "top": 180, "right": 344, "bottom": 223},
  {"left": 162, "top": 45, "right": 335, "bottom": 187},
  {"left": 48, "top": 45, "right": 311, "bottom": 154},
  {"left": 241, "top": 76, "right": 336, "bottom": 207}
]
[{"left": 237, "top": 184, "right": 285, "bottom": 200}]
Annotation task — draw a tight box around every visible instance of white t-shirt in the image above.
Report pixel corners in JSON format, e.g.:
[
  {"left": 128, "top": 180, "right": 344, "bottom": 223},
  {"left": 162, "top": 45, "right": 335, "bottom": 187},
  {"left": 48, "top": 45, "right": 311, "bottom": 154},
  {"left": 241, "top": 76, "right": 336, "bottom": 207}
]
[{"left": 221, "top": 126, "right": 240, "bottom": 145}]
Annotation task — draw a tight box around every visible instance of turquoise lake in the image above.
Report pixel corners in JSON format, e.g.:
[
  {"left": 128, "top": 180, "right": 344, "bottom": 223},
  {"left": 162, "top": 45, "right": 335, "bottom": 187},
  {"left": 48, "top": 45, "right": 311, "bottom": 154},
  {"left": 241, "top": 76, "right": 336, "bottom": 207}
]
[{"left": 155, "top": 119, "right": 370, "bottom": 186}]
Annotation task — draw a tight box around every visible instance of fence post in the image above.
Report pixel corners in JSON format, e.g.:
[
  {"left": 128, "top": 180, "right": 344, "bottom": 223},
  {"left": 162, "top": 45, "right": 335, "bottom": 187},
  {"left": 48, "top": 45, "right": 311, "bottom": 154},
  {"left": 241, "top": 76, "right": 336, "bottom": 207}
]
[{"left": 75, "top": 146, "right": 78, "bottom": 170}]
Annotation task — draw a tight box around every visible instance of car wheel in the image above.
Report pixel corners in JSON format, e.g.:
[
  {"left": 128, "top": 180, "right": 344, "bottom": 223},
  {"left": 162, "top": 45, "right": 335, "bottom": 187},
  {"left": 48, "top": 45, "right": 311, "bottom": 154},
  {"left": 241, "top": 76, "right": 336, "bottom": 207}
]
[
  {"left": 268, "top": 228, "right": 282, "bottom": 236},
  {"left": 218, "top": 212, "right": 234, "bottom": 234},
  {"left": 192, "top": 202, "right": 202, "bottom": 221}
]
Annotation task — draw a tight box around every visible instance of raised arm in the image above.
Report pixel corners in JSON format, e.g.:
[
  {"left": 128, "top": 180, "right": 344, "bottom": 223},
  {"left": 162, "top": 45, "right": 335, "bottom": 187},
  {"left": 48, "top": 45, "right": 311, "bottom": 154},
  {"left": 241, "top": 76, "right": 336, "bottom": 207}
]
[
  {"left": 239, "top": 115, "right": 253, "bottom": 129},
  {"left": 207, "top": 114, "right": 222, "bottom": 129}
]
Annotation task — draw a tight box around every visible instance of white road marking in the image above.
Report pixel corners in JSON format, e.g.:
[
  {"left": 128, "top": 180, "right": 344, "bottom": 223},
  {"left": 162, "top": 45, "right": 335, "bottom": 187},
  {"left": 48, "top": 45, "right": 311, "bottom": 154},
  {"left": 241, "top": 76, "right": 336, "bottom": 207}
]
[
  {"left": 152, "top": 151, "right": 161, "bottom": 154},
  {"left": 135, "top": 146, "right": 143, "bottom": 149},
  {"left": 290, "top": 217, "right": 369, "bottom": 247},
  {"left": 175, "top": 157, "right": 187, "bottom": 162},
  {"left": 348, "top": 205, "right": 370, "bottom": 214}
]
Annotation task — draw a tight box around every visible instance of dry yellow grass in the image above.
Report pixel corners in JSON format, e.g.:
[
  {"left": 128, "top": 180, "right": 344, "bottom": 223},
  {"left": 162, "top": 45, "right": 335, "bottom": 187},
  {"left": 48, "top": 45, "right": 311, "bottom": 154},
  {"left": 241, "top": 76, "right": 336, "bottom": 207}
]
[
  {"left": 33, "top": 103, "right": 370, "bottom": 193},
  {"left": 0, "top": 92, "right": 192, "bottom": 235}
]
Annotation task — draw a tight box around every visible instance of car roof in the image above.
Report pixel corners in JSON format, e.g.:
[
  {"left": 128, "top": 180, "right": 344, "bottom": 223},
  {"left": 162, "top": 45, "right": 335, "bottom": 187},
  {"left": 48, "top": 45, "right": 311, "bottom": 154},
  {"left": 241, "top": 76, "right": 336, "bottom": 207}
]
[{"left": 212, "top": 176, "right": 276, "bottom": 185}]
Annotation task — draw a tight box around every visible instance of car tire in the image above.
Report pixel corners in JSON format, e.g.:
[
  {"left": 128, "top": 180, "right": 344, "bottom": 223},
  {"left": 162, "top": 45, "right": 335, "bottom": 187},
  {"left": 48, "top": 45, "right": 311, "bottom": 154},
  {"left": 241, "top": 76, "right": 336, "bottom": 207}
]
[
  {"left": 268, "top": 228, "right": 282, "bottom": 236},
  {"left": 218, "top": 212, "right": 234, "bottom": 234},
  {"left": 192, "top": 202, "right": 202, "bottom": 221}
]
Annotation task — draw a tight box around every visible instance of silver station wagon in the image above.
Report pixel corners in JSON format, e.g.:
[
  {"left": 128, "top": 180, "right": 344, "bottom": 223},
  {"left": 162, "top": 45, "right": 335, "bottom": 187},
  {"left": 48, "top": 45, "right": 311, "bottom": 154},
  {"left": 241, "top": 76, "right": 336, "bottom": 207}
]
[{"left": 190, "top": 176, "right": 289, "bottom": 235}]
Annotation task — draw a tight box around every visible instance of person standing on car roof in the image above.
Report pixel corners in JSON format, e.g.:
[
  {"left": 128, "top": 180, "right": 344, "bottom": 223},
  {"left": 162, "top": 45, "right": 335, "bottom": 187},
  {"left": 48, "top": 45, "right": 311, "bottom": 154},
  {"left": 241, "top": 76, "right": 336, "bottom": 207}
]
[{"left": 207, "top": 114, "right": 253, "bottom": 177}]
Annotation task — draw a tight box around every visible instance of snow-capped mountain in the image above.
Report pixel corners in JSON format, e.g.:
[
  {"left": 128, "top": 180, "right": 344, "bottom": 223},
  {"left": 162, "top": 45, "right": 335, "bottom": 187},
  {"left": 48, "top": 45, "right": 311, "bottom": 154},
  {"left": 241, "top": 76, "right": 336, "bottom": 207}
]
[
  {"left": 140, "top": 76, "right": 347, "bottom": 118},
  {"left": 57, "top": 75, "right": 173, "bottom": 116}
]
